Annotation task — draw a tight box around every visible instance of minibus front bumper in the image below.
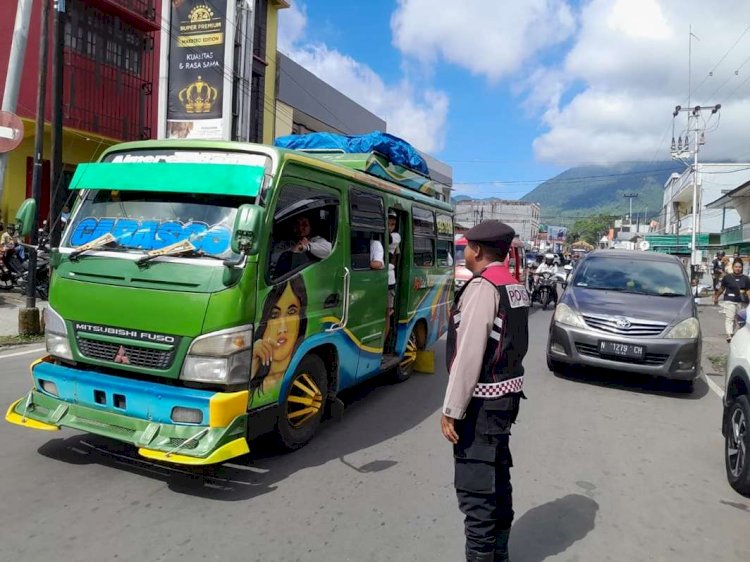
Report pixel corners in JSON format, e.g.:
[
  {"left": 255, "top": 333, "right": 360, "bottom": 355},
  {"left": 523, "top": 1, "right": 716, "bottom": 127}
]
[{"left": 5, "top": 358, "right": 250, "bottom": 465}]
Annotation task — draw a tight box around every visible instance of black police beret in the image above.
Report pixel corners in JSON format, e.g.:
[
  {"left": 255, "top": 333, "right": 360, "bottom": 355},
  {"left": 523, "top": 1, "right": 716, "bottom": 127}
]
[{"left": 464, "top": 220, "right": 516, "bottom": 252}]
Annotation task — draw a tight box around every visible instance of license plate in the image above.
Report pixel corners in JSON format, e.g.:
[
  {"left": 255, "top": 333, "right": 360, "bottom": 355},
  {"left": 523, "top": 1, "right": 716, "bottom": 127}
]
[{"left": 598, "top": 340, "right": 645, "bottom": 359}]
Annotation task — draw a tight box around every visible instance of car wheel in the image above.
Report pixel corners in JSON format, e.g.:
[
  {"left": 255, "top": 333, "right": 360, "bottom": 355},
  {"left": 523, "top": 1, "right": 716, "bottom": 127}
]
[
  {"left": 276, "top": 355, "right": 328, "bottom": 451},
  {"left": 392, "top": 328, "right": 419, "bottom": 383},
  {"left": 726, "top": 395, "right": 750, "bottom": 496}
]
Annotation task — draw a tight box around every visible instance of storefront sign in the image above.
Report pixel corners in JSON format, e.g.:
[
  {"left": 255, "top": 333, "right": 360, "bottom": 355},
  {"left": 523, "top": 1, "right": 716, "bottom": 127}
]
[{"left": 166, "top": 0, "right": 230, "bottom": 140}]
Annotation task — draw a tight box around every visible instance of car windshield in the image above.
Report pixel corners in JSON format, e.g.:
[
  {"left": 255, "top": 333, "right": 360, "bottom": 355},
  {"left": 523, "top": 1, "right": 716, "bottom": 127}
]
[
  {"left": 63, "top": 190, "right": 253, "bottom": 259},
  {"left": 573, "top": 256, "right": 689, "bottom": 296},
  {"left": 455, "top": 245, "right": 466, "bottom": 263}
]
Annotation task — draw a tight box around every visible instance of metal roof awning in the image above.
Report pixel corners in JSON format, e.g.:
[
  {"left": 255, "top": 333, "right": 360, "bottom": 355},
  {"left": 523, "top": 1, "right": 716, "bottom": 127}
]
[{"left": 706, "top": 179, "right": 750, "bottom": 209}]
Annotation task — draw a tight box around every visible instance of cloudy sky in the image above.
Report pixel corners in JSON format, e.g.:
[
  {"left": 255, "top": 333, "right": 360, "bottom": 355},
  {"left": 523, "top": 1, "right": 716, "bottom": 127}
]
[{"left": 278, "top": 0, "right": 750, "bottom": 199}]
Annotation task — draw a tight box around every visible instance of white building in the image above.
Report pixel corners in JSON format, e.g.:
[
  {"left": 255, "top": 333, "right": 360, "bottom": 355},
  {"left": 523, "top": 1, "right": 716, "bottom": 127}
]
[
  {"left": 661, "top": 163, "right": 749, "bottom": 235},
  {"left": 454, "top": 199, "right": 540, "bottom": 242}
]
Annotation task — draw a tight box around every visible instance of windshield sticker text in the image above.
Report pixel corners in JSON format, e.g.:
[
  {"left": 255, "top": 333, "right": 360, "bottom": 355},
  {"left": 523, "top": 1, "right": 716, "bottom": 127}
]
[{"left": 70, "top": 217, "right": 231, "bottom": 254}]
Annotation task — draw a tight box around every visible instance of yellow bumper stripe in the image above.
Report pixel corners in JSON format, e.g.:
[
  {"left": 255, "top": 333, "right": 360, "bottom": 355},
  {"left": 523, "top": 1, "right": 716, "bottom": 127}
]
[
  {"left": 209, "top": 390, "right": 249, "bottom": 428},
  {"left": 5, "top": 397, "right": 60, "bottom": 432},
  {"left": 138, "top": 437, "right": 249, "bottom": 466}
]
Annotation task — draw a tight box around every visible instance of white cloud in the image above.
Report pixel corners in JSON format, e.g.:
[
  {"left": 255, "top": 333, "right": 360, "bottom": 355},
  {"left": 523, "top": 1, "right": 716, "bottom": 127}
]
[
  {"left": 277, "top": 3, "right": 449, "bottom": 153},
  {"left": 277, "top": 1, "right": 307, "bottom": 52},
  {"left": 531, "top": 0, "right": 750, "bottom": 165},
  {"left": 391, "top": 0, "right": 576, "bottom": 81}
]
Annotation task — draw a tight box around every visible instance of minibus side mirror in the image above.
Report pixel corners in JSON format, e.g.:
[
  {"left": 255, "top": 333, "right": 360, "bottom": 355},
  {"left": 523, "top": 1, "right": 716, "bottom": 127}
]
[
  {"left": 231, "top": 204, "right": 263, "bottom": 254},
  {"left": 15, "top": 198, "right": 37, "bottom": 237}
]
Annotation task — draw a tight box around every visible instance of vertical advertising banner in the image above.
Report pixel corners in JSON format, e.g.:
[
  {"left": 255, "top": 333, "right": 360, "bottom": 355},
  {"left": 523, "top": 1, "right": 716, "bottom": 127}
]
[
  {"left": 547, "top": 226, "right": 568, "bottom": 242},
  {"left": 166, "top": 0, "right": 229, "bottom": 139}
]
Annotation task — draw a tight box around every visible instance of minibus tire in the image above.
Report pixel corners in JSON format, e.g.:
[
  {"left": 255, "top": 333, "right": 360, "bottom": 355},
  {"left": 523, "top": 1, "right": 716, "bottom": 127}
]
[
  {"left": 276, "top": 355, "right": 328, "bottom": 451},
  {"left": 392, "top": 329, "right": 419, "bottom": 383}
]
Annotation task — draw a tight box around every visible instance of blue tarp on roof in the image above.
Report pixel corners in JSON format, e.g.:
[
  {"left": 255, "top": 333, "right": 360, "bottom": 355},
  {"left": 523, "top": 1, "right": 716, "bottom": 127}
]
[{"left": 273, "top": 131, "right": 429, "bottom": 176}]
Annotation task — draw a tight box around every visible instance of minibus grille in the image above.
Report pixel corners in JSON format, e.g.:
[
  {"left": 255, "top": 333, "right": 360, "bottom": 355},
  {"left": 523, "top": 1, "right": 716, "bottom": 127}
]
[{"left": 76, "top": 338, "right": 176, "bottom": 370}]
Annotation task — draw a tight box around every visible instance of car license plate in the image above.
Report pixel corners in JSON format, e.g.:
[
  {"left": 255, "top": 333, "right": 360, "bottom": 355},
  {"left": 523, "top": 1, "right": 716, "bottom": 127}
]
[{"left": 598, "top": 340, "right": 645, "bottom": 359}]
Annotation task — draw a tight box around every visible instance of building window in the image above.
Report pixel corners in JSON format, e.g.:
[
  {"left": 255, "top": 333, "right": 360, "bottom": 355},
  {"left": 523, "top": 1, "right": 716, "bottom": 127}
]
[
  {"left": 250, "top": 72, "right": 264, "bottom": 142},
  {"left": 64, "top": 1, "right": 145, "bottom": 75}
]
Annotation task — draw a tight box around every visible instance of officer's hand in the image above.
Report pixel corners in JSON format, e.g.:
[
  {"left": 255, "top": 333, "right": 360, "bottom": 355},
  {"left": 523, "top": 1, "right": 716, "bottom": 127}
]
[{"left": 441, "top": 415, "right": 459, "bottom": 444}]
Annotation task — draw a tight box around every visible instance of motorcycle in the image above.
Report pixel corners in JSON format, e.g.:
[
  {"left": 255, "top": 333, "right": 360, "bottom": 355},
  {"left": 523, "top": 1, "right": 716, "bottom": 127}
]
[
  {"left": 1, "top": 245, "right": 24, "bottom": 289},
  {"left": 533, "top": 272, "right": 557, "bottom": 310},
  {"left": 17, "top": 226, "right": 51, "bottom": 300},
  {"left": 557, "top": 264, "right": 574, "bottom": 290}
]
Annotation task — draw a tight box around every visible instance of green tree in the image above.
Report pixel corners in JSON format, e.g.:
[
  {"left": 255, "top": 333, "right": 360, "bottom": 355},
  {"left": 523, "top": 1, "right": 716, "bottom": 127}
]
[{"left": 568, "top": 214, "right": 617, "bottom": 246}]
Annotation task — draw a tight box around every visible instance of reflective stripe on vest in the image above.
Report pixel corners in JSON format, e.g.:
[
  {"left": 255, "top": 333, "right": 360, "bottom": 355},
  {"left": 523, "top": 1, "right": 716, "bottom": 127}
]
[{"left": 472, "top": 376, "right": 524, "bottom": 399}]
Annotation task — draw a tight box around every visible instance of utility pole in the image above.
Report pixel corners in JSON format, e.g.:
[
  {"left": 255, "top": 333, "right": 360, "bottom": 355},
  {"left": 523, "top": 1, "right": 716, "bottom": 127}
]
[
  {"left": 0, "top": 0, "right": 34, "bottom": 211},
  {"left": 19, "top": 0, "right": 50, "bottom": 334},
  {"left": 49, "top": 0, "right": 66, "bottom": 246},
  {"left": 623, "top": 193, "right": 638, "bottom": 229},
  {"left": 671, "top": 103, "right": 721, "bottom": 267}
]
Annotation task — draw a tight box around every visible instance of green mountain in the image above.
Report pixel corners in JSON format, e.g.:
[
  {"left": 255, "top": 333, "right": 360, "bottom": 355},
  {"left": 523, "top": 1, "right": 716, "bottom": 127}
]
[{"left": 520, "top": 161, "right": 685, "bottom": 221}]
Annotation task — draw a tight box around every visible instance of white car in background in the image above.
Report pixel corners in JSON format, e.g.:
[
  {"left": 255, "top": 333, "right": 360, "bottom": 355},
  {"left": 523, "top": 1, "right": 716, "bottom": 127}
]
[{"left": 724, "top": 311, "right": 750, "bottom": 496}]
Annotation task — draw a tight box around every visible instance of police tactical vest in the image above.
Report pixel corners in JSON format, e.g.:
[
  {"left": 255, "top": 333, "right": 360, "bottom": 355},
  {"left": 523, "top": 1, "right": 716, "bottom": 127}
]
[{"left": 446, "top": 264, "right": 529, "bottom": 399}]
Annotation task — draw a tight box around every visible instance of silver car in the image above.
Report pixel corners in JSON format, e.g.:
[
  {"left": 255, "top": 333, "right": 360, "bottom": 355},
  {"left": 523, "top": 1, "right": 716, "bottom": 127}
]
[
  {"left": 546, "top": 250, "right": 701, "bottom": 387},
  {"left": 723, "top": 311, "right": 750, "bottom": 496}
]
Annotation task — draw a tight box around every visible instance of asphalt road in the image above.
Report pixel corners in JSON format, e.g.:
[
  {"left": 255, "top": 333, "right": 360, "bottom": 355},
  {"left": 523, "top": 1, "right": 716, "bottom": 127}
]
[{"left": 1, "top": 308, "right": 749, "bottom": 562}]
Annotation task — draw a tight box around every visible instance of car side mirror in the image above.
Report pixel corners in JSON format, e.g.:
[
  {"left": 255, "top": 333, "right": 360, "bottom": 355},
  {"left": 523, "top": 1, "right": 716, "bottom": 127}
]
[
  {"left": 231, "top": 204, "right": 263, "bottom": 254},
  {"left": 15, "top": 198, "right": 37, "bottom": 237}
]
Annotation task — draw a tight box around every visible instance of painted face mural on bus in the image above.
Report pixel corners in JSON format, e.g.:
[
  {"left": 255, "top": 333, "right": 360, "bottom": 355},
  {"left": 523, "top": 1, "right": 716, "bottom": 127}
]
[{"left": 251, "top": 276, "right": 308, "bottom": 394}]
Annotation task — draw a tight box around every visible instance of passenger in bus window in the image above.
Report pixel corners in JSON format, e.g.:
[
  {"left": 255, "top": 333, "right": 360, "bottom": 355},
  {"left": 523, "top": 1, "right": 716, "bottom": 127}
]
[
  {"left": 387, "top": 211, "right": 401, "bottom": 345},
  {"left": 370, "top": 236, "right": 385, "bottom": 270},
  {"left": 250, "top": 277, "right": 309, "bottom": 394},
  {"left": 273, "top": 214, "right": 332, "bottom": 276}
]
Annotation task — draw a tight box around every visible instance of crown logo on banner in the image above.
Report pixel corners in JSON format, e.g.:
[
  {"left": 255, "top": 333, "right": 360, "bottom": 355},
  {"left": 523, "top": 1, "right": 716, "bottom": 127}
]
[
  {"left": 178, "top": 76, "right": 219, "bottom": 113},
  {"left": 188, "top": 4, "right": 214, "bottom": 23}
]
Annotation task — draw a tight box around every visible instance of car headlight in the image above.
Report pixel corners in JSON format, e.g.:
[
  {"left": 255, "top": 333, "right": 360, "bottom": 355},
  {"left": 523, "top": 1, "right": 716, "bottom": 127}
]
[
  {"left": 664, "top": 317, "right": 700, "bottom": 339},
  {"left": 455, "top": 279, "right": 466, "bottom": 289},
  {"left": 44, "top": 306, "right": 73, "bottom": 360},
  {"left": 553, "top": 303, "right": 586, "bottom": 328},
  {"left": 181, "top": 325, "right": 253, "bottom": 384}
]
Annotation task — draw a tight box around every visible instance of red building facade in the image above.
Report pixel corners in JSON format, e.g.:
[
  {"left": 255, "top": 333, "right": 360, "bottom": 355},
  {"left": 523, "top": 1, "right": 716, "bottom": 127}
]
[{"left": 0, "top": 0, "right": 162, "bottom": 222}]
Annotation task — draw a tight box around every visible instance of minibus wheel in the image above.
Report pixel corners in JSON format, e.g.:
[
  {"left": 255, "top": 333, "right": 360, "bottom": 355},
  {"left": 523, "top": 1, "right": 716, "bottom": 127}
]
[
  {"left": 277, "top": 354, "right": 328, "bottom": 450},
  {"left": 392, "top": 328, "right": 419, "bottom": 383}
]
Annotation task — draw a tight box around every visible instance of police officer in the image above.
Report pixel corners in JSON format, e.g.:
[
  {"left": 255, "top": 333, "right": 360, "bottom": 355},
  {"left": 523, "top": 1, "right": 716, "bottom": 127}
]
[{"left": 441, "top": 220, "right": 529, "bottom": 562}]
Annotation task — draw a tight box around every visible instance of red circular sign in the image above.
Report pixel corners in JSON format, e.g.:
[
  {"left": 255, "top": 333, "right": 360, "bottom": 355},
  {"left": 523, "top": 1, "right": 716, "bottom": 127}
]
[{"left": 0, "top": 111, "right": 24, "bottom": 153}]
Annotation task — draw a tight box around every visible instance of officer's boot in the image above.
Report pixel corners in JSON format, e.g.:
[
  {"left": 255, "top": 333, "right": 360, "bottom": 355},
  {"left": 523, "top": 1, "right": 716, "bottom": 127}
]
[
  {"left": 465, "top": 547, "right": 494, "bottom": 562},
  {"left": 494, "top": 528, "right": 511, "bottom": 562}
]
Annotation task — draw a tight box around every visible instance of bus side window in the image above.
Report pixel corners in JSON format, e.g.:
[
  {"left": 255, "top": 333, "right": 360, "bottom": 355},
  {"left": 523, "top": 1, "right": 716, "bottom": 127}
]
[
  {"left": 351, "top": 231, "right": 384, "bottom": 270},
  {"left": 268, "top": 184, "right": 339, "bottom": 282},
  {"left": 413, "top": 206, "right": 435, "bottom": 267},
  {"left": 350, "top": 188, "right": 385, "bottom": 270},
  {"left": 437, "top": 240, "right": 454, "bottom": 266}
]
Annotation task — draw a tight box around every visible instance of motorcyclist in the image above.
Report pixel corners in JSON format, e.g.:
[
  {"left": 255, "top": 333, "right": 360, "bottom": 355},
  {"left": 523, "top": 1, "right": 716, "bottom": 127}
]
[
  {"left": 536, "top": 253, "right": 559, "bottom": 276},
  {"left": 535, "top": 253, "right": 559, "bottom": 306}
]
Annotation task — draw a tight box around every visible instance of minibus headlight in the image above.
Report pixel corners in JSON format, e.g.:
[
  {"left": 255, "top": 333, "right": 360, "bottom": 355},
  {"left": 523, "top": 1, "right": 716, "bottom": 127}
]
[
  {"left": 44, "top": 306, "right": 73, "bottom": 360},
  {"left": 181, "top": 352, "right": 252, "bottom": 385},
  {"left": 188, "top": 325, "right": 253, "bottom": 356},
  {"left": 181, "top": 325, "right": 253, "bottom": 384}
]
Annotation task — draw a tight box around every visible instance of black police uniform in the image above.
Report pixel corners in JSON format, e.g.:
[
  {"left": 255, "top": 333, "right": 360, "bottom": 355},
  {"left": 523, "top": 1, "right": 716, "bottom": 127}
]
[{"left": 443, "top": 221, "right": 529, "bottom": 562}]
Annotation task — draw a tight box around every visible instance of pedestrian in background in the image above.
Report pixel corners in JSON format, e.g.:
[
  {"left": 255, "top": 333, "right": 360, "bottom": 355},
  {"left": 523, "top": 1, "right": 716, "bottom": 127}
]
[
  {"left": 441, "top": 220, "right": 529, "bottom": 562},
  {"left": 714, "top": 258, "right": 750, "bottom": 342}
]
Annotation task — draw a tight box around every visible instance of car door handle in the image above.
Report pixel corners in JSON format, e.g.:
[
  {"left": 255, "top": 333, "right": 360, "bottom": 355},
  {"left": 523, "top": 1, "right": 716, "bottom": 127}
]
[{"left": 324, "top": 293, "right": 340, "bottom": 308}]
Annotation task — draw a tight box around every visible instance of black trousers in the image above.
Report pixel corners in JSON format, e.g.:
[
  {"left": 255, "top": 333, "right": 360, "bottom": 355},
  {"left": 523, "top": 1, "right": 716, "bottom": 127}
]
[{"left": 454, "top": 397, "right": 517, "bottom": 555}]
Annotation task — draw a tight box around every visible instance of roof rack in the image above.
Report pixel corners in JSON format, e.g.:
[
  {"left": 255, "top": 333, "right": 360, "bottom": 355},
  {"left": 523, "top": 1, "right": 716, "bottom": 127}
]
[
  {"left": 275, "top": 131, "right": 447, "bottom": 201},
  {"left": 304, "top": 150, "right": 444, "bottom": 201}
]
